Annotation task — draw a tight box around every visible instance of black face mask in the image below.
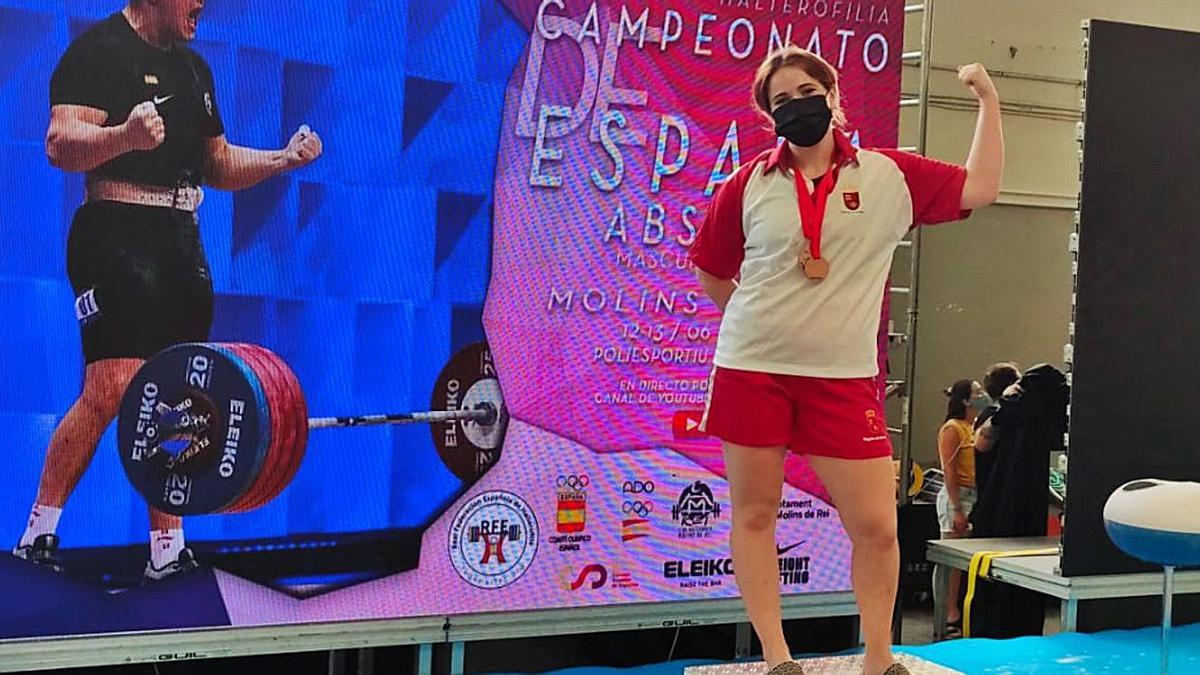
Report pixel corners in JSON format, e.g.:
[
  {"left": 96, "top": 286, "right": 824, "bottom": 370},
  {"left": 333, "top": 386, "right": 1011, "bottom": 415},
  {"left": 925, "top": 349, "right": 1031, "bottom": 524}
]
[{"left": 771, "top": 95, "right": 833, "bottom": 147}]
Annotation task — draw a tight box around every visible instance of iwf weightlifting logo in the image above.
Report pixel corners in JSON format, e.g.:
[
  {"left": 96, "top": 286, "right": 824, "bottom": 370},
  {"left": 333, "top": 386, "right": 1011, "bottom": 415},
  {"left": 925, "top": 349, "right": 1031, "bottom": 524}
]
[{"left": 448, "top": 491, "right": 539, "bottom": 589}]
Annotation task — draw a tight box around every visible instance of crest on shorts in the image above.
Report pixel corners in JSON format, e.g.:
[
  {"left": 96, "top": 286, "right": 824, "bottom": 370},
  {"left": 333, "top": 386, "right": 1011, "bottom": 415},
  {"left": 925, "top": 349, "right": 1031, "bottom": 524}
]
[
  {"left": 843, "top": 191, "right": 861, "bottom": 211},
  {"left": 865, "top": 410, "right": 884, "bottom": 435}
]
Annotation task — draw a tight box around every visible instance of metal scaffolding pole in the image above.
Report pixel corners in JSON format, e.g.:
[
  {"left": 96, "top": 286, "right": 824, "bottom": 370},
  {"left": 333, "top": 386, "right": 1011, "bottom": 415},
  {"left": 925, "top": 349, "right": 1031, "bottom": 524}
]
[{"left": 895, "top": 0, "right": 936, "bottom": 506}]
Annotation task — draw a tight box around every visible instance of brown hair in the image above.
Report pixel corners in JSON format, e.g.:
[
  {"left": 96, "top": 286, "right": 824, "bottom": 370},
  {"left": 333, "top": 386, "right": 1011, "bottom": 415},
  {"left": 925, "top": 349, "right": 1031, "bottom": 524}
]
[
  {"left": 752, "top": 46, "right": 846, "bottom": 128},
  {"left": 983, "top": 362, "right": 1021, "bottom": 400}
]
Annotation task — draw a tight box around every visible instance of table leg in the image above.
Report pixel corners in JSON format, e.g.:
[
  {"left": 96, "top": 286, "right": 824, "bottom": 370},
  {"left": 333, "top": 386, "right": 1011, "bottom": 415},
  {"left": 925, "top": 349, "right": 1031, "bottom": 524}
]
[
  {"left": 357, "top": 648, "right": 375, "bottom": 675},
  {"left": 1060, "top": 598, "right": 1078, "bottom": 633},
  {"left": 450, "top": 641, "right": 465, "bottom": 675},
  {"left": 932, "top": 563, "right": 949, "bottom": 641},
  {"left": 415, "top": 644, "right": 433, "bottom": 675},
  {"left": 328, "top": 650, "right": 348, "bottom": 675},
  {"left": 735, "top": 623, "right": 752, "bottom": 658}
]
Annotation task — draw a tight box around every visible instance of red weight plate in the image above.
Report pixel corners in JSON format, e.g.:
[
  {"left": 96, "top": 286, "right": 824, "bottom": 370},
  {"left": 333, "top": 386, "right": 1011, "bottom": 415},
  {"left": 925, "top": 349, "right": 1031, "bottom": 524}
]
[
  {"left": 236, "top": 344, "right": 304, "bottom": 511},
  {"left": 230, "top": 343, "right": 300, "bottom": 512},
  {"left": 248, "top": 344, "right": 309, "bottom": 504},
  {"left": 223, "top": 344, "right": 297, "bottom": 513},
  {"left": 227, "top": 344, "right": 307, "bottom": 512},
  {"left": 219, "top": 343, "right": 276, "bottom": 513},
  {"left": 229, "top": 343, "right": 296, "bottom": 512}
]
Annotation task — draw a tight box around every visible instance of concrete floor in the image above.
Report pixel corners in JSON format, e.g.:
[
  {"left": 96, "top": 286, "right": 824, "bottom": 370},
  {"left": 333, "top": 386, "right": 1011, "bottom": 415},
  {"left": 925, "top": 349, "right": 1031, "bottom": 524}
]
[{"left": 899, "top": 603, "right": 1063, "bottom": 646}]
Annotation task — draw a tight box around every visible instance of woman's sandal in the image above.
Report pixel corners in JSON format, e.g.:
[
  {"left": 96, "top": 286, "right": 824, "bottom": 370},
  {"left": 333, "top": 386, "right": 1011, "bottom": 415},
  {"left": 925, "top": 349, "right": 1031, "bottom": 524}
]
[
  {"left": 880, "top": 663, "right": 912, "bottom": 675},
  {"left": 764, "top": 661, "right": 806, "bottom": 675},
  {"left": 944, "top": 618, "right": 963, "bottom": 639}
]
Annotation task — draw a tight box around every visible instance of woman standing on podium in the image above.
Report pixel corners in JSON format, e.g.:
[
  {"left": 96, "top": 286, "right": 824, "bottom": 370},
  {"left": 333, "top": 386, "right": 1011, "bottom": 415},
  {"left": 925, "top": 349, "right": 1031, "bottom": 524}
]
[{"left": 690, "top": 45, "right": 1004, "bottom": 675}]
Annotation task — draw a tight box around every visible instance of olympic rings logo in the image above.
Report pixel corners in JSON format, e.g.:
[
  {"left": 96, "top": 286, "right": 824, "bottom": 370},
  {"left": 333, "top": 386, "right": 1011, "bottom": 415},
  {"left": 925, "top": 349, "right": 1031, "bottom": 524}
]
[
  {"left": 623, "top": 500, "right": 653, "bottom": 517},
  {"left": 557, "top": 474, "right": 590, "bottom": 490}
]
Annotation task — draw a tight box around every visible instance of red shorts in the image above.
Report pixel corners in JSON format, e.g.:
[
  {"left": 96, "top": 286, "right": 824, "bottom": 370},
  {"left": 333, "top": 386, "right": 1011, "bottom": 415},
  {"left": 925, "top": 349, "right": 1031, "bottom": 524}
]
[{"left": 700, "top": 367, "right": 894, "bottom": 460}]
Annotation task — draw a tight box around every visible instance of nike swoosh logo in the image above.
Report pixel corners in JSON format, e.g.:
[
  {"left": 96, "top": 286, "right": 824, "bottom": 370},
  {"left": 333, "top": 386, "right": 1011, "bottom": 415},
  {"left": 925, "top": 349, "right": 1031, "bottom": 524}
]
[
  {"left": 776, "top": 540, "right": 806, "bottom": 556},
  {"left": 153, "top": 95, "right": 174, "bottom": 105}
]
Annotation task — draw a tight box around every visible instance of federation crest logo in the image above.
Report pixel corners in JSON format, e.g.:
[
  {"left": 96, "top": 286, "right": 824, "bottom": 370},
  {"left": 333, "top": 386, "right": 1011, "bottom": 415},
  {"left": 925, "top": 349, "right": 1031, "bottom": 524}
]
[
  {"left": 672, "top": 480, "right": 722, "bottom": 539},
  {"left": 448, "top": 491, "right": 539, "bottom": 589},
  {"left": 843, "top": 191, "right": 861, "bottom": 210}
]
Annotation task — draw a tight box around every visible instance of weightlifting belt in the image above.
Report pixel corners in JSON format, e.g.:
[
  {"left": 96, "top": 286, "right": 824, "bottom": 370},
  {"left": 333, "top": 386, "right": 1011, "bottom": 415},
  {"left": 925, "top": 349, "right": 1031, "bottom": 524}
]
[{"left": 86, "top": 178, "right": 204, "bottom": 213}]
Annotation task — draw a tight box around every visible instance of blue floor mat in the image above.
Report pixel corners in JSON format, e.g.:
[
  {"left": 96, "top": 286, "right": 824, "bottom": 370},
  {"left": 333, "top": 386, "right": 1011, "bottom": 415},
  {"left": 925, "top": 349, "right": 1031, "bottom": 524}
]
[
  {"left": 899, "top": 621, "right": 1200, "bottom": 673},
  {"left": 485, "top": 622, "right": 1200, "bottom": 674}
]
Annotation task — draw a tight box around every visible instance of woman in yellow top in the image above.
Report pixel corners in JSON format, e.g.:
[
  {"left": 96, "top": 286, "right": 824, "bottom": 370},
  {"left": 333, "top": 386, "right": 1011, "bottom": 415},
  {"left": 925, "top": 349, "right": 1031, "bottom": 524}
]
[{"left": 935, "top": 378, "right": 990, "bottom": 637}]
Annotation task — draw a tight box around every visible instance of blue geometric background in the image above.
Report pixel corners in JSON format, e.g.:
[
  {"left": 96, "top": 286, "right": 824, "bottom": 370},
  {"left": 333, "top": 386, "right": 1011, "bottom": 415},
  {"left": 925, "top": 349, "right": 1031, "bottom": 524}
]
[{"left": 0, "top": 0, "right": 527, "bottom": 547}]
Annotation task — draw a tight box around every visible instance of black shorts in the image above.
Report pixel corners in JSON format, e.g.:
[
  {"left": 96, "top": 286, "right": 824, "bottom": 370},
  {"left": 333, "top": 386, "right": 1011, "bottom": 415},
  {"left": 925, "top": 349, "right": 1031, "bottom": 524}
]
[{"left": 67, "top": 201, "right": 214, "bottom": 364}]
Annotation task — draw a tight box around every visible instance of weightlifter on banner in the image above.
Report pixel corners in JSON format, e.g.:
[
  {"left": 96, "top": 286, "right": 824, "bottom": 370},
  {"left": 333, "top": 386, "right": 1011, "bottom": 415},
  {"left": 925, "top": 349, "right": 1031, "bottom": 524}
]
[{"left": 12, "top": 0, "right": 322, "bottom": 580}]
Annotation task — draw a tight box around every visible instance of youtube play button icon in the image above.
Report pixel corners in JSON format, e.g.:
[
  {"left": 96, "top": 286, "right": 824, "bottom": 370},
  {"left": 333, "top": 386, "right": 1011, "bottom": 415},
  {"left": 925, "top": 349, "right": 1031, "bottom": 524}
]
[{"left": 672, "top": 411, "right": 708, "bottom": 440}]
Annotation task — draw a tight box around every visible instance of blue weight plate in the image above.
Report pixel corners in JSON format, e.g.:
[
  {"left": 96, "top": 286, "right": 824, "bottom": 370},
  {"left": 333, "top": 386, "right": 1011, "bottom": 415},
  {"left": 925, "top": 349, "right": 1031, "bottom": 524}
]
[{"left": 117, "top": 343, "right": 271, "bottom": 516}]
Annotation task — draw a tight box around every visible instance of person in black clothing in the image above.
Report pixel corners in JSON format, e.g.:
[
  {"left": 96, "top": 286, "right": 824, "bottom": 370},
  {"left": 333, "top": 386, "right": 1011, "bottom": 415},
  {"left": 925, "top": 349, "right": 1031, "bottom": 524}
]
[
  {"left": 969, "top": 363, "right": 1070, "bottom": 638},
  {"left": 13, "top": 0, "right": 322, "bottom": 580}
]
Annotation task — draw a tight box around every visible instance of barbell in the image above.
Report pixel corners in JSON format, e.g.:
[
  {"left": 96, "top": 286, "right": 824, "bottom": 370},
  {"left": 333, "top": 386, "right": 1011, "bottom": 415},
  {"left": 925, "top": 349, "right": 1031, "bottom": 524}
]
[{"left": 116, "top": 342, "right": 508, "bottom": 516}]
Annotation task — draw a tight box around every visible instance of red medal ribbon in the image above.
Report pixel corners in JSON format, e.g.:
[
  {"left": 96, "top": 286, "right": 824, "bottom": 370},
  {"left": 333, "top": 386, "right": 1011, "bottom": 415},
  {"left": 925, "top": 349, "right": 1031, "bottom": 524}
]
[{"left": 792, "top": 163, "right": 840, "bottom": 261}]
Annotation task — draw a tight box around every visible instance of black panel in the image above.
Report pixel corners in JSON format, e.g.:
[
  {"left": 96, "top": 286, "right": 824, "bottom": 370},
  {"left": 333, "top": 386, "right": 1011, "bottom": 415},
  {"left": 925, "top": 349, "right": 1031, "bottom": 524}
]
[{"left": 1063, "top": 20, "right": 1200, "bottom": 577}]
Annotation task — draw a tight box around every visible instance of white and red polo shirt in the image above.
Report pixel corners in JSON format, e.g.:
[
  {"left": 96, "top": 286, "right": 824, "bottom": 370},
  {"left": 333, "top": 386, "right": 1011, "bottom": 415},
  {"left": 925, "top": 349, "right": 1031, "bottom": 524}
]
[{"left": 689, "top": 131, "right": 970, "bottom": 379}]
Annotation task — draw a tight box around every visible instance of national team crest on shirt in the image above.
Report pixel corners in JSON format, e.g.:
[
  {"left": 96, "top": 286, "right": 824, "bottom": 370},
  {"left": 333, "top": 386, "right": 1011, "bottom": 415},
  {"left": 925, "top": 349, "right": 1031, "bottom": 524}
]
[
  {"left": 204, "top": 92, "right": 214, "bottom": 117},
  {"left": 843, "top": 191, "right": 861, "bottom": 211},
  {"left": 144, "top": 73, "right": 159, "bottom": 85}
]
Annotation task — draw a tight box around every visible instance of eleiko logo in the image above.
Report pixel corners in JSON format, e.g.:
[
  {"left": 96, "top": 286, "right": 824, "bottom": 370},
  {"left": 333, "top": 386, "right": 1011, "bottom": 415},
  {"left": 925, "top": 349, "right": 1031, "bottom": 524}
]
[{"left": 663, "top": 557, "right": 734, "bottom": 589}]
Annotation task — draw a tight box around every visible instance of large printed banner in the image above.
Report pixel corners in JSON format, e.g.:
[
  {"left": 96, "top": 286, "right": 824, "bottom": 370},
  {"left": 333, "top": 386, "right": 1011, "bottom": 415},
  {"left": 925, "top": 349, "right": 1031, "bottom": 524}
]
[
  {"left": 487, "top": 0, "right": 904, "bottom": 505},
  {"left": 0, "top": 0, "right": 901, "bottom": 642}
]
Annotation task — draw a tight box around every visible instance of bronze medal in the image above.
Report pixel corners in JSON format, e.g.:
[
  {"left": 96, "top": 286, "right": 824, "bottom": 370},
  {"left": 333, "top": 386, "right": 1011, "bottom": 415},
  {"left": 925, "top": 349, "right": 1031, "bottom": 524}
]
[{"left": 802, "top": 256, "right": 830, "bottom": 280}]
